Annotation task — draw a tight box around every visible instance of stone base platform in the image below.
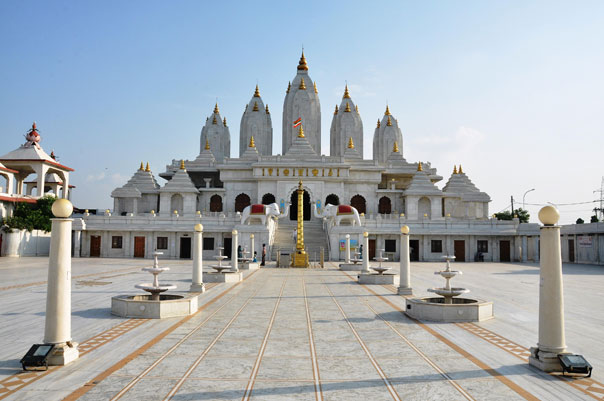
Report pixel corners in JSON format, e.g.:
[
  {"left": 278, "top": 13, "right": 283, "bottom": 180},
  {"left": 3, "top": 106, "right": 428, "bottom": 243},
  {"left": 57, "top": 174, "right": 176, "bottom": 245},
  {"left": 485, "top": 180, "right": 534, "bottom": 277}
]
[
  {"left": 339, "top": 263, "right": 364, "bottom": 271},
  {"left": 47, "top": 342, "right": 79, "bottom": 366},
  {"left": 189, "top": 283, "right": 206, "bottom": 292},
  {"left": 529, "top": 347, "right": 567, "bottom": 372},
  {"left": 358, "top": 273, "right": 399, "bottom": 286},
  {"left": 240, "top": 262, "right": 260, "bottom": 270},
  {"left": 405, "top": 297, "right": 493, "bottom": 322},
  {"left": 204, "top": 271, "right": 243, "bottom": 283},
  {"left": 111, "top": 293, "right": 198, "bottom": 319}
]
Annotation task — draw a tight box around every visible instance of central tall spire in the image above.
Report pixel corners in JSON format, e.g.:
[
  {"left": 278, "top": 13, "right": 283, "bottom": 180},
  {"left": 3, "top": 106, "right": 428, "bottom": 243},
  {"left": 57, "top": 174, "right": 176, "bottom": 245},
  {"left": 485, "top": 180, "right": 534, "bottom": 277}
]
[{"left": 282, "top": 51, "right": 321, "bottom": 156}]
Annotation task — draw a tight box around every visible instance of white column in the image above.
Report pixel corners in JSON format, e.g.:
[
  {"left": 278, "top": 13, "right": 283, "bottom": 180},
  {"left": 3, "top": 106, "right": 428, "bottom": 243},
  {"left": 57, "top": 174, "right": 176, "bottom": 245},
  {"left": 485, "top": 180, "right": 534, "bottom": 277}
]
[
  {"left": 232, "top": 229, "right": 239, "bottom": 271},
  {"left": 345, "top": 234, "right": 350, "bottom": 263},
  {"left": 43, "top": 199, "right": 79, "bottom": 365},
  {"left": 190, "top": 224, "right": 205, "bottom": 292},
  {"left": 522, "top": 236, "right": 528, "bottom": 262},
  {"left": 398, "top": 226, "right": 412, "bottom": 295},
  {"left": 529, "top": 206, "right": 567, "bottom": 372},
  {"left": 362, "top": 232, "right": 370, "bottom": 273},
  {"left": 250, "top": 234, "right": 255, "bottom": 260}
]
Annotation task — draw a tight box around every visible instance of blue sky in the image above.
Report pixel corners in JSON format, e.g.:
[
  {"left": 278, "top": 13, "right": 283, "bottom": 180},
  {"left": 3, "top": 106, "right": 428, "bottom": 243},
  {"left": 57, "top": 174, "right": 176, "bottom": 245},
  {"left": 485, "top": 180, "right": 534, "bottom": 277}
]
[{"left": 1, "top": 1, "right": 603, "bottom": 223}]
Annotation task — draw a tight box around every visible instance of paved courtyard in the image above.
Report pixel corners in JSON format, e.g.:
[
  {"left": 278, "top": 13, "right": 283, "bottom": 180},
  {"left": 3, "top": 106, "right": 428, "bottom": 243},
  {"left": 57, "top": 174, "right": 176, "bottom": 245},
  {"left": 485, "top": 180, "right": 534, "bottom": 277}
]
[{"left": 0, "top": 257, "right": 603, "bottom": 400}]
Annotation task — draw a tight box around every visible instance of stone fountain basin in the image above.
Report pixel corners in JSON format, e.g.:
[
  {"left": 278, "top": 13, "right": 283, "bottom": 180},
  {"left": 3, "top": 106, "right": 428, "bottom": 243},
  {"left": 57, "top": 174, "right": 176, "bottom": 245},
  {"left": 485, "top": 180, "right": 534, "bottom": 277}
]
[
  {"left": 358, "top": 272, "right": 399, "bottom": 286},
  {"left": 111, "top": 293, "right": 197, "bottom": 319},
  {"left": 405, "top": 296, "right": 493, "bottom": 322},
  {"left": 142, "top": 267, "right": 170, "bottom": 274},
  {"left": 434, "top": 271, "right": 461, "bottom": 279},
  {"left": 135, "top": 283, "right": 177, "bottom": 292},
  {"left": 428, "top": 287, "right": 470, "bottom": 297}
]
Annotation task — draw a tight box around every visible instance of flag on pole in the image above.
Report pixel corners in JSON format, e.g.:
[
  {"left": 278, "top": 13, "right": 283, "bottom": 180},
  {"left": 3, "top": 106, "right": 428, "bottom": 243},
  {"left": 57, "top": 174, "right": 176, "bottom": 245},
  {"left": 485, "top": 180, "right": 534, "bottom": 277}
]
[{"left": 293, "top": 117, "right": 302, "bottom": 128}]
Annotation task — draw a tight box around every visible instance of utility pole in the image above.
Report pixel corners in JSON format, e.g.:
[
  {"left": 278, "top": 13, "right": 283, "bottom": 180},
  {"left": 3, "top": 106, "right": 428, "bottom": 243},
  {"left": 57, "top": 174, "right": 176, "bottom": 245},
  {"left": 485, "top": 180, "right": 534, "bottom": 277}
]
[
  {"left": 511, "top": 196, "right": 515, "bottom": 217},
  {"left": 594, "top": 176, "right": 604, "bottom": 220}
]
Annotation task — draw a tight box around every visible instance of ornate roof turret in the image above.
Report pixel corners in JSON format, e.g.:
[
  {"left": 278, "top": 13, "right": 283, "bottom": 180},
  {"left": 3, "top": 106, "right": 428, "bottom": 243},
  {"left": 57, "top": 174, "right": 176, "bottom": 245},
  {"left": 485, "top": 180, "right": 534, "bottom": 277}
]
[
  {"left": 284, "top": 124, "right": 319, "bottom": 159},
  {"left": 330, "top": 84, "right": 363, "bottom": 157},
  {"left": 200, "top": 103, "right": 230, "bottom": 163},
  {"left": 297, "top": 50, "right": 308, "bottom": 71},
  {"left": 387, "top": 141, "right": 407, "bottom": 164},
  {"left": 373, "top": 106, "right": 403, "bottom": 164},
  {"left": 161, "top": 164, "right": 198, "bottom": 194},
  {"left": 111, "top": 162, "right": 160, "bottom": 198},
  {"left": 240, "top": 84, "right": 273, "bottom": 157},
  {"left": 405, "top": 166, "right": 442, "bottom": 196},
  {"left": 442, "top": 165, "right": 490, "bottom": 202}
]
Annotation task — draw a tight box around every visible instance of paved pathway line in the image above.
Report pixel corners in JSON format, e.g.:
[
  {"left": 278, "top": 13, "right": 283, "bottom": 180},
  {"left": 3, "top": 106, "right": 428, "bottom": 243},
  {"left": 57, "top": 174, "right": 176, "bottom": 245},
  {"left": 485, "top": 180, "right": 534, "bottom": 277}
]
[
  {"left": 322, "top": 278, "right": 402, "bottom": 401},
  {"left": 241, "top": 273, "right": 289, "bottom": 400},
  {"left": 64, "top": 270, "right": 260, "bottom": 401},
  {"left": 339, "top": 269, "right": 540, "bottom": 401},
  {"left": 363, "top": 300, "right": 476, "bottom": 401},
  {"left": 163, "top": 272, "right": 268, "bottom": 400},
  {"left": 457, "top": 322, "right": 604, "bottom": 401},
  {"left": 302, "top": 271, "right": 324, "bottom": 401}
]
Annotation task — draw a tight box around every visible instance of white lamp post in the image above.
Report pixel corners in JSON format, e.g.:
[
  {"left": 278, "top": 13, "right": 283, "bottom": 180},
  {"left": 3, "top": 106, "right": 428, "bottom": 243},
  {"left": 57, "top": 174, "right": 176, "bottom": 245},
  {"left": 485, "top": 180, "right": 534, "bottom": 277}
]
[
  {"left": 398, "top": 225, "right": 412, "bottom": 295},
  {"left": 190, "top": 223, "right": 205, "bottom": 292}
]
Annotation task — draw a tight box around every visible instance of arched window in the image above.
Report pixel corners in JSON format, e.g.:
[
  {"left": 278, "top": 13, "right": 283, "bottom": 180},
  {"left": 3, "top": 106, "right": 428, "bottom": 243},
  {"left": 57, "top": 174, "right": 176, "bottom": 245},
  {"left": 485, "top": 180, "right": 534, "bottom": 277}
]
[
  {"left": 350, "top": 195, "right": 366, "bottom": 214},
  {"left": 419, "top": 196, "right": 431, "bottom": 219},
  {"left": 235, "top": 193, "right": 251, "bottom": 213},
  {"left": 171, "top": 194, "right": 183, "bottom": 214},
  {"left": 262, "top": 193, "right": 276, "bottom": 205},
  {"left": 210, "top": 194, "right": 223, "bottom": 212},
  {"left": 325, "top": 194, "right": 340, "bottom": 206},
  {"left": 378, "top": 196, "right": 392, "bottom": 214}
]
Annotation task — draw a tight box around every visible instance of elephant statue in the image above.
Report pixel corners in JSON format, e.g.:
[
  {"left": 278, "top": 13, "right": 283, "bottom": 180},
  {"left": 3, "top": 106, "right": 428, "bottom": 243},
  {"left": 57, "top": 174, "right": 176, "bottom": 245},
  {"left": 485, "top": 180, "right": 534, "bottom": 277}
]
[
  {"left": 241, "top": 202, "right": 289, "bottom": 225},
  {"left": 313, "top": 203, "right": 362, "bottom": 226}
]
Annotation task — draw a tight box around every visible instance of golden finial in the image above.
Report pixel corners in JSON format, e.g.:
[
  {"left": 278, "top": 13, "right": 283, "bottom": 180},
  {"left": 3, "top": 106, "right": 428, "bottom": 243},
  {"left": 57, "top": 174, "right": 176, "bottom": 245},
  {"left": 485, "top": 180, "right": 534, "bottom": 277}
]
[
  {"left": 180, "top": 159, "right": 185, "bottom": 170},
  {"left": 299, "top": 77, "right": 307, "bottom": 90},
  {"left": 212, "top": 115, "right": 217, "bottom": 125},
  {"left": 297, "top": 50, "right": 308, "bottom": 71},
  {"left": 355, "top": 104, "right": 359, "bottom": 113},
  {"left": 254, "top": 84, "right": 260, "bottom": 97},
  {"left": 205, "top": 138, "right": 210, "bottom": 150},
  {"left": 249, "top": 136, "right": 256, "bottom": 148},
  {"left": 213, "top": 103, "right": 219, "bottom": 114},
  {"left": 385, "top": 105, "right": 391, "bottom": 115},
  {"left": 334, "top": 105, "right": 338, "bottom": 115},
  {"left": 223, "top": 117, "right": 227, "bottom": 126},
  {"left": 459, "top": 164, "right": 464, "bottom": 174},
  {"left": 314, "top": 81, "right": 318, "bottom": 94},
  {"left": 298, "top": 124, "right": 305, "bottom": 138},
  {"left": 345, "top": 102, "right": 351, "bottom": 112},
  {"left": 417, "top": 162, "right": 423, "bottom": 172},
  {"left": 145, "top": 162, "right": 150, "bottom": 172},
  {"left": 387, "top": 115, "right": 392, "bottom": 126},
  {"left": 343, "top": 84, "right": 350, "bottom": 99},
  {"left": 286, "top": 81, "right": 291, "bottom": 93},
  {"left": 453, "top": 165, "right": 458, "bottom": 174},
  {"left": 377, "top": 119, "right": 381, "bottom": 128},
  {"left": 139, "top": 162, "right": 144, "bottom": 170},
  {"left": 348, "top": 137, "right": 354, "bottom": 149},
  {"left": 253, "top": 101, "right": 259, "bottom": 111},
  {"left": 265, "top": 104, "right": 270, "bottom": 114},
  {"left": 393, "top": 141, "right": 399, "bottom": 153}
]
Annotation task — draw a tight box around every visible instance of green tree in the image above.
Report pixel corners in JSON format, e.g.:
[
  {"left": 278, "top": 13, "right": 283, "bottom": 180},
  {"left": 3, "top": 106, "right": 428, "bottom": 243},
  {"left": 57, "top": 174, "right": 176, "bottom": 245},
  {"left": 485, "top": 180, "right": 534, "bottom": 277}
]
[
  {"left": 1, "top": 195, "right": 57, "bottom": 232},
  {"left": 494, "top": 208, "right": 530, "bottom": 223},
  {"left": 576, "top": 218, "right": 585, "bottom": 224},
  {"left": 591, "top": 215, "right": 600, "bottom": 223}
]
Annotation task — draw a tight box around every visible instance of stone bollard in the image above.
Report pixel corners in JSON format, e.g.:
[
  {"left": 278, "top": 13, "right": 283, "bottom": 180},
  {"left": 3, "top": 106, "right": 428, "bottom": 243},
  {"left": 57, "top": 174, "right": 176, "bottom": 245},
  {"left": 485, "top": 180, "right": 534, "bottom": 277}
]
[
  {"left": 529, "top": 206, "right": 568, "bottom": 372},
  {"left": 43, "top": 199, "right": 79, "bottom": 365},
  {"left": 190, "top": 223, "right": 205, "bottom": 292},
  {"left": 345, "top": 234, "right": 351, "bottom": 263},
  {"left": 231, "top": 229, "right": 239, "bottom": 272},
  {"left": 362, "top": 232, "right": 370, "bottom": 273},
  {"left": 398, "top": 225, "right": 413, "bottom": 295}
]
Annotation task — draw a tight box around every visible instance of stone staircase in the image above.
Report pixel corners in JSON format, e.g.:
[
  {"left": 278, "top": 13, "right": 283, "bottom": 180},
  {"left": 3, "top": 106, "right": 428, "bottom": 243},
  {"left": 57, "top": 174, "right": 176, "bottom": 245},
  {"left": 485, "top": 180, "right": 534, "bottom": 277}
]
[{"left": 271, "top": 219, "right": 328, "bottom": 262}]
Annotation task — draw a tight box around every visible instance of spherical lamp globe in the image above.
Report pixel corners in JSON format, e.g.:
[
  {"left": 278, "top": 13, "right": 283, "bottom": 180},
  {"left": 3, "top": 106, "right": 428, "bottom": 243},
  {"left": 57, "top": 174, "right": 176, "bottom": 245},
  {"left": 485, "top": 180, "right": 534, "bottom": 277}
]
[
  {"left": 538, "top": 206, "right": 560, "bottom": 225},
  {"left": 400, "top": 225, "right": 410, "bottom": 235},
  {"left": 52, "top": 199, "right": 73, "bottom": 218},
  {"left": 363, "top": 231, "right": 369, "bottom": 238},
  {"left": 194, "top": 223, "right": 203, "bottom": 232}
]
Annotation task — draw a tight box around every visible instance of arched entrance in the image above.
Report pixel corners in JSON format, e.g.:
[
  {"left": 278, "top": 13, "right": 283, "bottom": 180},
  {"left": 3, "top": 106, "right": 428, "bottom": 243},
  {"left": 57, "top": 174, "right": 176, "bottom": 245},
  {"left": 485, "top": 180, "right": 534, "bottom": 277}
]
[
  {"left": 262, "top": 193, "right": 276, "bottom": 205},
  {"left": 378, "top": 196, "right": 392, "bottom": 214},
  {"left": 350, "top": 194, "right": 366, "bottom": 214},
  {"left": 325, "top": 194, "right": 340, "bottom": 206},
  {"left": 290, "top": 189, "right": 311, "bottom": 221},
  {"left": 210, "top": 194, "right": 223, "bottom": 212},
  {"left": 235, "top": 193, "right": 251, "bottom": 213}
]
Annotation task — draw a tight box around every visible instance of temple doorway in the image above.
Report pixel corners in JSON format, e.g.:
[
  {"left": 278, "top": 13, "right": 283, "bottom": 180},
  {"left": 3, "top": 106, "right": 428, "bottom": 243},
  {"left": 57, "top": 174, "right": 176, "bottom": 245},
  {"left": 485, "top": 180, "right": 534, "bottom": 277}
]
[{"left": 290, "top": 189, "right": 311, "bottom": 221}]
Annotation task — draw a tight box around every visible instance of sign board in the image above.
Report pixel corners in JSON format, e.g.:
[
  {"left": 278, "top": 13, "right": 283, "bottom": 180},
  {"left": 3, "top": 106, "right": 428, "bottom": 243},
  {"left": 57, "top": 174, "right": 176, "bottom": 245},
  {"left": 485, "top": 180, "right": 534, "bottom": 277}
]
[
  {"left": 339, "top": 239, "right": 358, "bottom": 251},
  {"left": 578, "top": 236, "right": 592, "bottom": 247}
]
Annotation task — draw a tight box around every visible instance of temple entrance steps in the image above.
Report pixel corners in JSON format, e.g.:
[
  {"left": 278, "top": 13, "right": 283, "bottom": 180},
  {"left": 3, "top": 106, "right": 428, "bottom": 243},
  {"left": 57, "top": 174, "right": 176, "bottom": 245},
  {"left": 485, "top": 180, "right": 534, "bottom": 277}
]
[{"left": 271, "top": 219, "right": 328, "bottom": 262}]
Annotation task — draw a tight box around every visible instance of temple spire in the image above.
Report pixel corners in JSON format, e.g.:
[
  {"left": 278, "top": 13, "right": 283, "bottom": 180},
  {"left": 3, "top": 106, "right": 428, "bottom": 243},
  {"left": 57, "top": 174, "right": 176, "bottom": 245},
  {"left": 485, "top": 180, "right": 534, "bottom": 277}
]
[
  {"left": 387, "top": 115, "right": 392, "bottom": 126},
  {"left": 393, "top": 141, "right": 399, "bottom": 153},
  {"left": 254, "top": 84, "right": 260, "bottom": 97},
  {"left": 286, "top": 81, "right": 291, "bottom": 93},
  {"left": 299, "top": 77, "right": 307, "bottom": 90},
  {"left": 453, "top": 165, "right": 458, "bottom": 174},
  {"left": 417, "top": 161, "right": 423, "bottom": 172},
  {"left": 253, "top": 101, "right": 259, "bottom": 111},
  {"left": 385, "top": 105, "right": 391, "bottom": 115},
  {"left": 214, "top": 103, "right": 219, "bottom": 114},
  {"left": 145, "top": 162, "right": 150, "bottom": 172},
  {"left": 334, "top": 105, "right": 339, "bottom": 115},
  {"left": 265, "top": 104, "right": 270, "bottom": 114},
  {"left": 139, "top": 162, "right": 144, "bottom": 171},
  {"left": 249, "top": 136, "right": 256, "bottom": 148},
  {"left": 314, "top": 81, "right": 318, "bottom": 94},
  {"left": 348, "top": 137, "right": 354, "bottom": 149},
  {"left": 297, "top": 50, "right": 308, "bottom": 71},
  {"left": 377, "top": 119, "right": 380, "bottom": 128},
  {"left": 298, "top": 124, "right": 305, "bottom": 138},
  {"left": 180, "top": 159, "right": 185, "bottom": 170},
  {"left": 344, "top": 102, "right": 351, "bottom": 112},
  {"left": 459, "top": 164, "right": 464, "bottom": 174},
  {"left": 205, "top": 139, "right": 210, "bottom": 150},
  {"left": 343, "top": 84, "right": 350, "bottom": 99}
]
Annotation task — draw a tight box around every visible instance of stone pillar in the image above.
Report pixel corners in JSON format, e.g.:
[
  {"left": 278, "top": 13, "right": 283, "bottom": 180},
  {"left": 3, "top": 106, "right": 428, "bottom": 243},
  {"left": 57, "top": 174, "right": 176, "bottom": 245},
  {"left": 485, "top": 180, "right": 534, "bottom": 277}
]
[
  {"left": 73, "top": 231, "right": 81, "bottom": 258},
  {"left": 398, "top": 225, "right": 412, "bottom": 295},
  {"left": 529, "top": 206, "right": 568, "bottom": 372},
  {"left": 250, "top": 234, "right": 255, "bottom": 261},
  {"left": 362, "top": 232, "right": 370, "bottom": 273},
  {"left": 190, "top": 224, "right": 205, "bottom": 292},
  {"left": 345, "top": 234, "right": 350, "bottom": 263},
  {"left": 522, "top": 236, "right": 528, "bottom": 262},
  {"left": 231, "top": 229, "right": 239, "bottom": 272},
  {"left": 43, "top": 199, "right": 79, "bottom": 365}
]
